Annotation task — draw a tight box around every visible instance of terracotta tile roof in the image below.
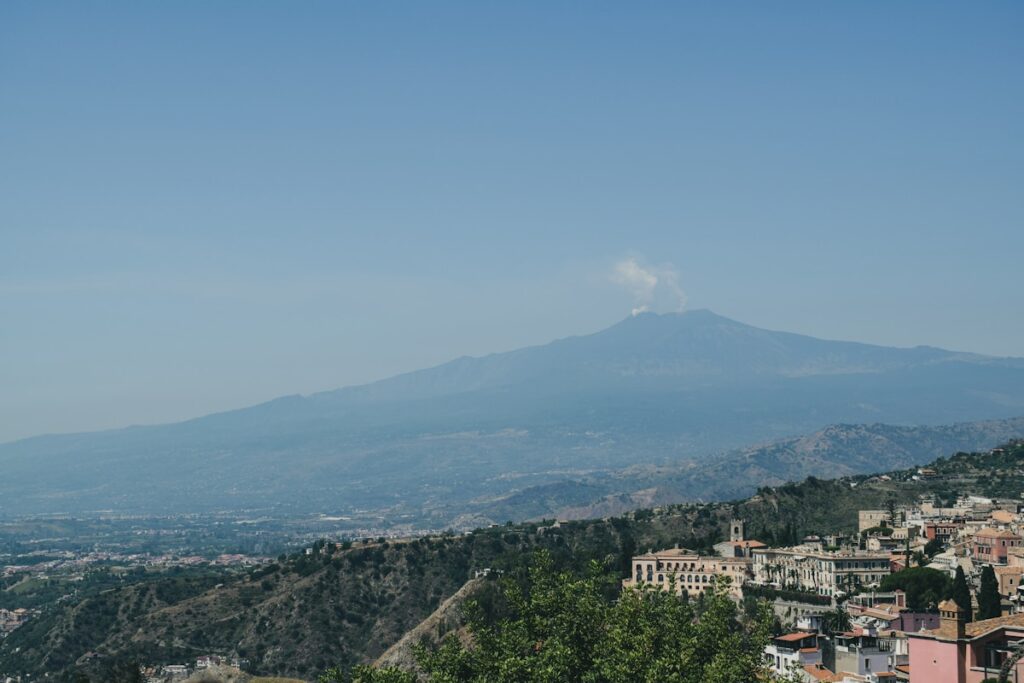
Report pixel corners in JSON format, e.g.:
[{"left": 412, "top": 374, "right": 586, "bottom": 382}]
[
  {"left": 856, "top": 604, "right": 901, "bottom": 619},
  {"left": 994, "top": 566, "right": 1023, "bottom": 577},
  {"left": 975, "top": 527, "right": 1022, "bottom": 540},
  {"left": 965, "top": 612, "right": 1024, "bottom": 637},
  {"left": 776, "top": 632, "right": 815, "bottom": 642},
  {"left": 802, "top": 664, "right": 840, "bottom": 681},
  {"left": 915, "top": 612, "right": 1024, "bottom": 640}
]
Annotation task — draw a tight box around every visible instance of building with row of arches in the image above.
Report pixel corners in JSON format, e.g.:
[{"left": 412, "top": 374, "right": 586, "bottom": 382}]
[{"left": 622, "top": 547, "right": 751, "bottom": 598}]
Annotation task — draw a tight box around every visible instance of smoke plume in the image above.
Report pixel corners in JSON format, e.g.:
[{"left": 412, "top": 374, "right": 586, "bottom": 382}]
[{"left": 610, "top": 257, "right": 686, "bottom": 316}]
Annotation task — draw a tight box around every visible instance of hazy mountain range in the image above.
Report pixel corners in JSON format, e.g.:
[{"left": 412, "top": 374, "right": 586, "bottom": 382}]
[{"left": 2, "top": 310, "right": 1023, "bottom": 522}]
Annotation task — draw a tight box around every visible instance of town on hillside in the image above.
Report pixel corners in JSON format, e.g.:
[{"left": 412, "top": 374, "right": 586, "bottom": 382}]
[{"left": 628, "top": 454, "right": 1024, "bottom": 682}]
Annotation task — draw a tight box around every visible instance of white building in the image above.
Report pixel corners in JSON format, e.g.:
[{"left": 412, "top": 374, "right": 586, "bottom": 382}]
[
  {"left": 752, "top": 545, "right": 891, "bottom": 597},
  {"left": 764, "top": 632, "right": 823, "bottom": 679},
  {"left": 833, "top": 631, "right": 895, "bottom": 679}
]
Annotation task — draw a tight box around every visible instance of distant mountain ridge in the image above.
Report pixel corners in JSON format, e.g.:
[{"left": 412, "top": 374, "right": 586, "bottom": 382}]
[
  {"left": 2, "top": 310, "right": 1024, "bottom": 521},
  {"left": 298, "top": 309, "right": 1008, "bottom": 403},
  {"left": 508, "top": 417, "right": 1024, "bottom": 522}
]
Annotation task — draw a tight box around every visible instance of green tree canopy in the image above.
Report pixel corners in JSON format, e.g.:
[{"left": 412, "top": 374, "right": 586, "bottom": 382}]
[
  {"left": 923, "top": 537, "right": 945, "bottom": 558},
  {"left": 952, "top": 565, "right": 973, "bottom": 622},
  {"left": 879, "top": 567, "right": 951, "bottom": 610},
  {"left": 332, "top": 550, "right": 780, "bottom": 683},
  {"left": 977, "top": 565, "right": 1002, "bottom": 620}
]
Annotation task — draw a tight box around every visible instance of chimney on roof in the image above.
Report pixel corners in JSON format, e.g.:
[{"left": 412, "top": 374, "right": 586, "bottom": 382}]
[{"left": 938, "top": 599, "right": 966, "bottom": 639}]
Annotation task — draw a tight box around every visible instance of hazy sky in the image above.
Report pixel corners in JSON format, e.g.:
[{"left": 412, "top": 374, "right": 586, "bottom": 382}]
[{"left": 2, "top": 2, "right": 1022, "bottom": 442}]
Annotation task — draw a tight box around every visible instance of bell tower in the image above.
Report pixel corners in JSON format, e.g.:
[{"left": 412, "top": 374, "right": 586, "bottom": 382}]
[{"left": 730, "top": 519, "right": 745, "bottom": 543}]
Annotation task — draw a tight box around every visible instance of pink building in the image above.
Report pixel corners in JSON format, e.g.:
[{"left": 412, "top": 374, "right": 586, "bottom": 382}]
[
  {"left": 973, "top": 527, "right": 1022, "bottom": 564},
  {"left": 907, "top": 600, "right": 1024, "bottom": 682}
]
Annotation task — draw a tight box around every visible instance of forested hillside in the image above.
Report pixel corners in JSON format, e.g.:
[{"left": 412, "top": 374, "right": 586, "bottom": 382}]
[{"left": 3, "top": 441, "right": 1022, "bottom": 681}]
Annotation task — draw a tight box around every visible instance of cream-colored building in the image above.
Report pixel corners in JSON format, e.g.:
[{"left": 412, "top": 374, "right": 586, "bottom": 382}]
[
  {"left": 995, "top": 565, "right": 1024, "bottom": 598},
  {"left": 623, "top": 548, "right": 750, "bottom": 598},
  {"left": 752, "top": 545, "right": 891, "bottom": 597},
  {"left": 858, "top": 510, "right": 892, "bottom": 533}
]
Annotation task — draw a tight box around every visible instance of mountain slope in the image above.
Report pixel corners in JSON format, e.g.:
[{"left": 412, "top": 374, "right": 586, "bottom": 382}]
[
  {"left": 523, "top": 416, "right": 1024, "bottom": 521},
  {"left": 2, "top": 311, "right": 1024, "bottom": 521},
  {"left": 8, "top": 441, "right": 1024, "bottom": 680}
]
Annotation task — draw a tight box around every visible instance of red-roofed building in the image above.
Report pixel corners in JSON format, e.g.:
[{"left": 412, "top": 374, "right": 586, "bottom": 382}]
[{"left": 803, "top": 663, "right": 840, "bottom": 681}]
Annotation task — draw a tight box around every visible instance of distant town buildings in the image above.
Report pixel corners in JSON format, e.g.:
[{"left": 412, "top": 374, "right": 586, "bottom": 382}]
[
  {"left": 624, "top": 519, "right": 759, "bottom": 598},
  {"left": 751, "top": 546, "right": 891, "bottom": 598},
  {"left": 859, "top": 510, "right": 893, "bottom": 533},
  {"left": 713, "top": 522, "right": 767, "bottom": 558},
  {"left": 619, "top": 472, "right": 1024, "bottom": 682},
  {"left": 0, "top": 608, "right": 34, "bottom": 637}
]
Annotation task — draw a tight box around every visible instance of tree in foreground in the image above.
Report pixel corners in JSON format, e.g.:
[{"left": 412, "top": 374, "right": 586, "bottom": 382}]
[
  {"left": 951, "top": 565, "right": 973, "bottom": 622},
  {"left": 327, "top": 550, "right": 780, "bottom": 683},
  {"left": 977, "top": 564, "right": 1002, "bottom": 620}
]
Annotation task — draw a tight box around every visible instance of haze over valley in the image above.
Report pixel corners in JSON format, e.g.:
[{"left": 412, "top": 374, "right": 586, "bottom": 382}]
[{"left": 3, "top": 310, "right": 1022, "bottom": 529}]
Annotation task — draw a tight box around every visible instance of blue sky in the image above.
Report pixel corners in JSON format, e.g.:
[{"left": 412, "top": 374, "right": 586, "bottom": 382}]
[{"left": 1, "top": 2, "right": 1022, "bottom": 442}]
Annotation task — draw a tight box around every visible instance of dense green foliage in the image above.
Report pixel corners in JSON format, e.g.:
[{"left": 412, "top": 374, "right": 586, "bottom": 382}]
[
  {"left": 822, "top": 607, "right": 852, "bottom": 635},
  {"left": 915, "top": 441, "right": 1024, "bottom": 501},
  {"left": 952, "top": 566, "right": 973, "bottom": 622},
  {"left": 328, "top": 551, "right": 775, "bottom": 683},
  {"left": 880, "top": 567, "right": 952, "bottom": 610},
  {"left": 741, "top": 583, "right": 832, "bottom": 606},
  {"left": 923, "top": 537, "right": 945, "bottom": 558},
  {"left": 978, "top": 565, "right": 1002, "bottom": 620}
]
